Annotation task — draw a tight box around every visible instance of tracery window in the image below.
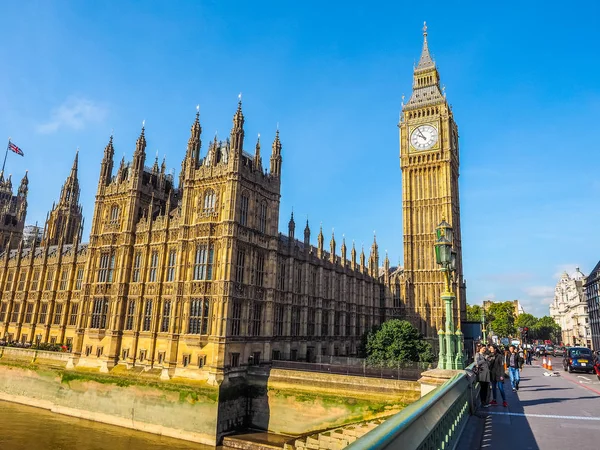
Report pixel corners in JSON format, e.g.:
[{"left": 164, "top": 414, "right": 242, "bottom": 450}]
[
  {"left": 69, "top": 303, "right": 78, "bottom": 326},
  {"left": 148, "top": 251, "right": 159, "bottom": 282},
  {"left": 259, "top": 201, "right": 267, "bottom": 233},
  {"left": 273, "top": 304, "right": 284, "bottom": 336},
  {"left": 60, "top": 269, "right": 69, "bottom": 291},
  {"left": 45, "top": 270, "right": 54, "bottom": 291},
  {"left": 110, "top": 205, "right": 119, "bottom": 222},
  {"left": 125, "top": 300, "right": 135, "bottom": 330},
  {"left": 17, "top": 271, "right": 26, "bottom": 291},
  {"left": 291, "top": 306, "right": 301, "bottom": 337},
  {"left": 98, "top": 252, "right": 115, "bottom": 283},
  {"left": 166, "top": 250, "right": 176, "bottom": 281},
  {"left": 240, "top": 193, "right": 249, "bottom": 226},
  {"left": 161, "top": 300, "right": 171, "bottom": 332},
  {"left": 142, "top": 300, "right": 153, "bottom": 332},
  {"left": 10, "top": 303, "right": 20, "bottom": 323},
  {"left": 193, "top": 245, "right": 214, "bottom": 280},
  {"left": 203, "top": 190, "right": 216, "bottom": 214},
  {"left": 235, "top": 249, "right": 245, "bottom": 283},
  {"left": 248, "top": 302, "right": 262, "bottom": 336},
  {"left": 256, "top": 252, "right": 265, "bottom": 287},
  {"left": 75, "top": 268, "right": 84, "bottom": 290},
  {"left": 91, "top": 298, "right": 108, "bottom": 329},
  {"left": 53, "top": 304, "right": 63, "bottom": 325},
  {"left": 132, "top": 252, "right": 141, "bottom": 282},
  {"left": 230, "top": 300, "right": 242, "bottom": 336},
  {"left": 189, "top": 298, "right": 210, "bottom": 335},
  {"left": 25, "top": 303, "right": 34, "bottom": 324}
]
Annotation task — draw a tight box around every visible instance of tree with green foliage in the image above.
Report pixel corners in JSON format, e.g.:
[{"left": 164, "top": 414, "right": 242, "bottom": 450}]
[
  {"left": 515, "top": 313, "right": 538, "bottom": 330},
  {"left": 466, "top": 304, "right": 483, "bottom": 322},
  {"left": 532, "top": 316, "right": 561, "bottom": 342},
  {"left": 365, "top": 319, "right": 434, "bottom": 365},
  {"left": 487, "top": 301, "right": 516, "bottom": 338}
]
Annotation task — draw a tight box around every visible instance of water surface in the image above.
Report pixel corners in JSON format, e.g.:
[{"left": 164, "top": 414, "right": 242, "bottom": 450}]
[{"left": 0, "top": 400, "right": 215, "bottom": 450}]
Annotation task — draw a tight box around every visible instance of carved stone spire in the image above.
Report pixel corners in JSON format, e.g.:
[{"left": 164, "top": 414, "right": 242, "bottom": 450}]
[
  {"left": 255, "top": 134, "right": 262, "bottom": 171},
  {"left": 270, "top": 129, "right": 282, "bottom": 175},
  {"left": 100, "top": 134, "right": 115, "bottom": 186},
  {"left": 304, "top": 219, "right": 310, "bottom": 248},
  {"left": 18, "top": 171, "right": 28, "bottom": 197},
  {"left": 231, "top": 95, "right": 245, "bottom": 154},
  {"left": 44, "top": 150, "right": 83, "bottom": 246},
  {"left": 132, "top": 121, "right": 146, "bottom": 174},
  {"left": 288, "top": 210, "right": 295, "bottom": 242},
  {"left": 341, "top": 235, "right": 347, "bottom": 266},
  {"left": 317, "top": 224, "right": 324, "bottom": 258},
  {"left": 330, "top": 230, "right": 336, "bottom": 263}
]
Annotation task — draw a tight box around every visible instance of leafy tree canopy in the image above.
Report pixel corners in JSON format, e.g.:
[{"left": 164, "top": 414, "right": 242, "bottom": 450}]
[
  {"left": 466, "top": 304, "right": 483, "bottom": 322},
  {"left": 515, "top": 313, "right": 538, "bottom": 329},
  {"left": 365, "top": 319, "right": 434, "bottom": 365},
  {"left": 487, "top": 301, "right": 517, "bottom": 338},
  {"left": 532, "top": 316, "right": 561, "bottom": 342}
]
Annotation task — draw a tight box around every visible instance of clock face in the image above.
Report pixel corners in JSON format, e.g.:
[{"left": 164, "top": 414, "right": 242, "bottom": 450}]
[{"left": 410, "top": 125, "right": 438, "bottom": 151}]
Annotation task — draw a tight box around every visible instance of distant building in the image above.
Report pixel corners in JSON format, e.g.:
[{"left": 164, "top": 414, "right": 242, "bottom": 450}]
[
  {"left": 22, "top": 225, "right": 43, "bottom": 247},
  {"left": 584, "top": 261, "right": 600, "bottom": 351},
  {"left": 549, "top": 268, "right": 591, "bottom": 347},
  {"left": 482, "top": 299, "right": 524, "bottom": 317}
]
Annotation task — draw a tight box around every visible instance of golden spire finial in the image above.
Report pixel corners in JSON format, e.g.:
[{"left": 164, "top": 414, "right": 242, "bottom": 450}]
[{"left": 423, "top": 21, "right": 428, "bottom": 37}]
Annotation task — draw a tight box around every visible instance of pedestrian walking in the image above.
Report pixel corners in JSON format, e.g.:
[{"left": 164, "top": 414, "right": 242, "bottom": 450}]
[
  {"left": 475, "top": 345, "right": 491, "bottom": 407},
  {"left": 526, "top": 348, "right": 532, "bottom": 365},
  {"left": 487, "top": 344, "right": 507, "bottom": 407},
  {"left": 507, "top": 345, "right": 523, "bottom": 392}
]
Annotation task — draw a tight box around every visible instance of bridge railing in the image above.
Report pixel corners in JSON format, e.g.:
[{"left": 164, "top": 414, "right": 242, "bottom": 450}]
[
  {"left": 346, "top": 364, "right": 478, "bottom": 450},
  {"left": 270, "top": 359, "right": 430, "bottom": 381}
]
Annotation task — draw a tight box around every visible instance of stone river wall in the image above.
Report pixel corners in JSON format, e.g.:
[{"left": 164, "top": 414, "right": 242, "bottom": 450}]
[{"left": 0, "top": 349, "right": 420, "bottom": 445}]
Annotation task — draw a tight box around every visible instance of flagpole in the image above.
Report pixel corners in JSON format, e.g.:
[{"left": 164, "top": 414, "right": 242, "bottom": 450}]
[{"left": 2, "top": 138, "right": 9, "bottom": 175}]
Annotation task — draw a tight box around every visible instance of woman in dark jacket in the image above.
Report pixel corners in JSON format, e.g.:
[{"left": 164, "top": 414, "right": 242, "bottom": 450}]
[
  {"left": 475, "top": 345, "right": 491, "bottom": 407},
  {"left": 487, "top": 344, "right": 507, "bottom": 407}
]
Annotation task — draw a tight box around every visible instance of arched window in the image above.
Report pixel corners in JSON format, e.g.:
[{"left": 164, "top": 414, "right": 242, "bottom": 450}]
[{"left": 203, "top": 190, "right": 216, "bottom": 213}]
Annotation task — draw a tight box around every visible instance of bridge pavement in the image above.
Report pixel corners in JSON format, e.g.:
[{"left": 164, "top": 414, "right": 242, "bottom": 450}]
[{"left": 458, "top": 362, "right": 600, "bottom": 450}]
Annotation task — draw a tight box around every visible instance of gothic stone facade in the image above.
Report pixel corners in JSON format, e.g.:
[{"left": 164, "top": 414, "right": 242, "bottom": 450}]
[{"left": 0, "top": 102, "right": 395, "bottom": 383}]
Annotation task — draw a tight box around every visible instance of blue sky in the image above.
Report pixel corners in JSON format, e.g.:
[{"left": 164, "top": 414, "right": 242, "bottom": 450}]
[{"left": 1, "top": 1, "right": 599, "bottom": 317}]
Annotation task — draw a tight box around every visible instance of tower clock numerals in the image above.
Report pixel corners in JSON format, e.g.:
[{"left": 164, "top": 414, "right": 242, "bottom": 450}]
[{"left": 410, "top": 125, "right": 438, "bottom": 151}]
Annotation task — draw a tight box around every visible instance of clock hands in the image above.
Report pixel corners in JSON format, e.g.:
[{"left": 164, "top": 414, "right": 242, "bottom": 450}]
[{"left": 416, "top": 129, "right": 427, "bottom": 141}]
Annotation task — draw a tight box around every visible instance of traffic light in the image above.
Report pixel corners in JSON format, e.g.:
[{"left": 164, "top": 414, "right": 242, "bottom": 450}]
[{"left": 523, "top": 327, "right": 529, "bottom": 341}]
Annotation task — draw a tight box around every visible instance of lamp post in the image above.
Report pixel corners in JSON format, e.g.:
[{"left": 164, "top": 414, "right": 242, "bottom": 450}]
[
  {"left": 434, "top": 218, "right": 464, "bottom": 370},
  {"left": 481, "top": 310, "right": 487, "bottom": 345}
]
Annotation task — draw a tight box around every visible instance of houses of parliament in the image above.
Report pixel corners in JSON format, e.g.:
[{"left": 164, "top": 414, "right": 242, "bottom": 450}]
[{"left": 0, "top": 25, "right": 465, "bottom": 383}]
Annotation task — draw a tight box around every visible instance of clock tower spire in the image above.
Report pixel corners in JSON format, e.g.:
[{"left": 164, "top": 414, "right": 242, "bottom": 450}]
[{"left": 399, "top": 23, "right": 466, "bottom": 339}]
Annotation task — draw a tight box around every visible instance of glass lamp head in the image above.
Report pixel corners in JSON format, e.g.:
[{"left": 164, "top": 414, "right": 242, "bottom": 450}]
[
  {"left": 436, "top": 219, "right": 453, "bottom": 245},
  {"left": 435, "top": 236, "right": 452, "bottom": 266}
]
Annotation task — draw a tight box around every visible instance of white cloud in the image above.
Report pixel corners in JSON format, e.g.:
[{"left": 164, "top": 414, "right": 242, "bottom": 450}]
[
  {"left": 37, "top": 97, "right": 108, "bottom": 133},
  {"left": 523, "top": 286, "right": 554, "bottom": 298}
]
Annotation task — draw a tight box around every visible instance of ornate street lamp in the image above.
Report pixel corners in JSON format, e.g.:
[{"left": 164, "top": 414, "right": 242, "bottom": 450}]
[
  {"left": 481, "top": 309, "right": 487, "bottom": 345},
  {"left": 434, "top": 218, "right": 464, "bottom": 370}
]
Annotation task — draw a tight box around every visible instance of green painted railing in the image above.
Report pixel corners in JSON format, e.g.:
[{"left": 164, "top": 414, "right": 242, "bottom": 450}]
[{"left": 346, "top": 365, "right": 477, "bottom": 450}]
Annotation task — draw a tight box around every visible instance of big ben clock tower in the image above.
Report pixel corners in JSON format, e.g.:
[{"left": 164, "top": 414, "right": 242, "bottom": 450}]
[{"left": 399, "top": 23, "right": 466, "bottom": 338}]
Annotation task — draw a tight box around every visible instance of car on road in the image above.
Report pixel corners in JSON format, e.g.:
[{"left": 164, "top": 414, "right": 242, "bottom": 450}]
[
  {"left": 546, "top": 345, "right": 554, "bottom": 355},
  {"left": 563, "top": 347, "right": 595, "bottom": 373},
  {"left": 553, "top": 347, "right": 565, "bottom": 357}
]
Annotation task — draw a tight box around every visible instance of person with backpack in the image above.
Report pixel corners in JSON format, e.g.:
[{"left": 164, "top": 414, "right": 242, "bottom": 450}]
[
  {"left": 475, "top": 345, "right": 491, "bottom": 407},
  {"left": 487, "top": 344, "right": 507, "bottom": 407}
]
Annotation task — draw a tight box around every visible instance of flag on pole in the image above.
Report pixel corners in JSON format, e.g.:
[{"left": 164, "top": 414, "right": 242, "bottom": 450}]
[{"left": 8, "top": 141, "right": 24, "bottom": 156}]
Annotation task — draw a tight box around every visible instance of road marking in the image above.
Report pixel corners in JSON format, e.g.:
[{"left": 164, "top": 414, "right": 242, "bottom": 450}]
[
  {"left": 562, "top": 373, "right": 600, "bottom": 395},
  {"left": 488, "top": 412, "right": 600, "bottom": 421}
]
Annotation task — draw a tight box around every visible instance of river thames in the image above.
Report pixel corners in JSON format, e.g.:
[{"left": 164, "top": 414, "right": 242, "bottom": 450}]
[{"left": 0, "top": 401, "right": 215, "bottom": 450}]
